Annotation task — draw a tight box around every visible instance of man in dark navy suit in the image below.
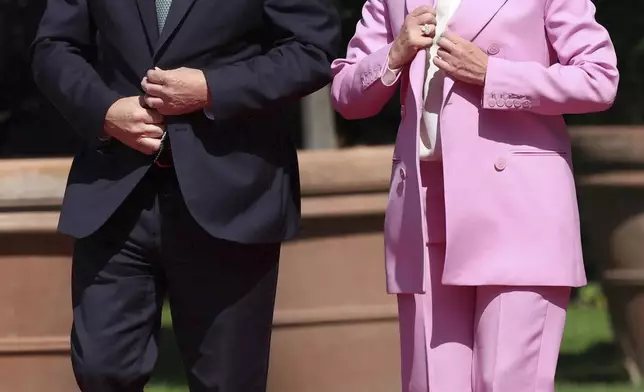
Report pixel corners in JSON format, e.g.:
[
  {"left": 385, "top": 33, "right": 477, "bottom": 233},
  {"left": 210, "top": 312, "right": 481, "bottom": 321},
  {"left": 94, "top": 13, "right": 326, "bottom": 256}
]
[{"left": 31, "top": 0, "right": 340, "bottom": 390}]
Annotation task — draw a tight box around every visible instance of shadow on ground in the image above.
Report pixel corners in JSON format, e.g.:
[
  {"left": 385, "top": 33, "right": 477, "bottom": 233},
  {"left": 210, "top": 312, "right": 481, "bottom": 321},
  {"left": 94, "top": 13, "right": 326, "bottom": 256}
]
[
  {"left": 557, "top": 341, "right": 630, "bottom": 384},
  {"left": 152, "top": 328, "right": 631, "bottom": 386}
]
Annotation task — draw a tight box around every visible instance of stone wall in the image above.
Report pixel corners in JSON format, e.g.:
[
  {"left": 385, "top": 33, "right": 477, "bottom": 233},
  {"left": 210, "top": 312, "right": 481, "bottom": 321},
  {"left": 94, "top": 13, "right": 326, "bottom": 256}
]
[{"left": 0, "top": 146, "right": 399, "bottom": 392}]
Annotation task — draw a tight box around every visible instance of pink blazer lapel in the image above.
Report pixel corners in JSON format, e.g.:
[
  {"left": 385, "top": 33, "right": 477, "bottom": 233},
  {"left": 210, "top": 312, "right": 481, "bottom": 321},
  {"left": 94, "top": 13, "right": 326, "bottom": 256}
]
[
  {"left": 441, "top": 0, "right": 509, "bottom": 106},
  {"left": 405, "top": 0, "right": 509, "bottom": 135},
  {"left": 448, "top": 0, "right": 509, "bottom": 42}
]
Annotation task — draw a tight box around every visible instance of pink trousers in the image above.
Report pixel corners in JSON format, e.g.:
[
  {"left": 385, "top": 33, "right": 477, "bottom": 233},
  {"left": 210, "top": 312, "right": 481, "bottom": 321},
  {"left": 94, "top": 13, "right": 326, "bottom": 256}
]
[{"left": 397, "top": 162, "right": 571, "bottom": 392}]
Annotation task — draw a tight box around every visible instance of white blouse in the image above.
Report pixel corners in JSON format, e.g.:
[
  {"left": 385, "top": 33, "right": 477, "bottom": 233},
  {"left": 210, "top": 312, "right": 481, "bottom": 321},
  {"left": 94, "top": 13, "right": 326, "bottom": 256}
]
[
  {"left": 420, "top": 0, "right": 461, "bottom": 160},
  {"left": 382, "top": 0, "right": 462, "bottom": 160}
]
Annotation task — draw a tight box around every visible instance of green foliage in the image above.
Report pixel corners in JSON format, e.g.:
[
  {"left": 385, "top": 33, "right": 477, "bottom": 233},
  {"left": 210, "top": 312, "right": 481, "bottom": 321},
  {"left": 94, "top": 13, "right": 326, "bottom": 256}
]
[{"left": 576, "top": 283, "right": 608, "bottom": 310}]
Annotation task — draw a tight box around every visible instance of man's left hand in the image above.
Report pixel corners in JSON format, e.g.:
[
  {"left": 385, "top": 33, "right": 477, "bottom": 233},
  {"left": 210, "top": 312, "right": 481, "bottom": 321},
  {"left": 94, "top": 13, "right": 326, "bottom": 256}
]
[
  {"left": 434, "top": 31, "right": 488, "bottom": 86},
  {"left": 141, "top": 67, "right": 211, "bottom": 115}
]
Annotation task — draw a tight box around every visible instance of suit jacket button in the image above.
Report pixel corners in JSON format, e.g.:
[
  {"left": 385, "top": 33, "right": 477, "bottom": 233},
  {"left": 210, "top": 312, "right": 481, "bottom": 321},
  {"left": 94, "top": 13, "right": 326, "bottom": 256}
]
[
  {"left": 399, "top": 168, "right": 406, "bottom": 179},
  {"left": 495, "top": 158, "right": 507, "bottom": 171},
  {"left": 487, "top": 43, "right": 500, "bottom": 55}
]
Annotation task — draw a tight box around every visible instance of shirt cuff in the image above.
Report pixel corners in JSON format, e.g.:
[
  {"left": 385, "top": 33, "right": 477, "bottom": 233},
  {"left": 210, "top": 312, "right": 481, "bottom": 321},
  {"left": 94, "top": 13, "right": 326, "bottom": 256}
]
[
  {"left": 380, "top": 54, "right": 402, "bottom": 87},
  {"left": 98, "top": 130, "right": 111, "bottom": 141}
]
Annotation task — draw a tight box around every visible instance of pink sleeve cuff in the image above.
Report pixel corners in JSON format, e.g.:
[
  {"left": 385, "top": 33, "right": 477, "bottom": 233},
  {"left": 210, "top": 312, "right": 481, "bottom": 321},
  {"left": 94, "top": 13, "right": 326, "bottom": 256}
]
[{"left": 482, "top": 57, "right": 538, "bottom": 111}]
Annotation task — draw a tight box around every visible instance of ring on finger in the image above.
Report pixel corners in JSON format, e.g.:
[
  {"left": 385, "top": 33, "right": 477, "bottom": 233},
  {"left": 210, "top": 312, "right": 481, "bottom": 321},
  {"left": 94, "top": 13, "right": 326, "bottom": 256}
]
[{"left": 421, "top": 24, "right": 432, "bottom": 36}]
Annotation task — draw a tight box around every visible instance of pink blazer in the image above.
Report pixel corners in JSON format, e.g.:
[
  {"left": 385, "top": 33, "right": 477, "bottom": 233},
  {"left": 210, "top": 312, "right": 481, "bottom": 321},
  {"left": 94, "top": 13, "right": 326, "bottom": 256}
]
[{"left": 330, "top": 0, "right": 619, "bottom": 293}]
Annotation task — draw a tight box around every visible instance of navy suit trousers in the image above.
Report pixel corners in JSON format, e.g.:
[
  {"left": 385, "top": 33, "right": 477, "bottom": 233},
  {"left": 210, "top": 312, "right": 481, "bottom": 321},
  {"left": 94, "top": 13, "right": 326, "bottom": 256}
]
[{"left": 70, "top": 167, "right": 280, "bottom": 392}]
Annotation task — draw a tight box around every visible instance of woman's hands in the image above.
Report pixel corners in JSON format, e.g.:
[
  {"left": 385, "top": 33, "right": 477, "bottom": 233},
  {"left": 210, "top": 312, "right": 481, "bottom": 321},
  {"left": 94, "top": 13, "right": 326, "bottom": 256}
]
[
  {"left": 434, "top": 31, "right": 489, "bottom": 86},
  {"left": 388, "top": 6, "right": 436, "bottom": 70},
  {"left": 388, "top": 9, "right": 489, "bottom": 86}
]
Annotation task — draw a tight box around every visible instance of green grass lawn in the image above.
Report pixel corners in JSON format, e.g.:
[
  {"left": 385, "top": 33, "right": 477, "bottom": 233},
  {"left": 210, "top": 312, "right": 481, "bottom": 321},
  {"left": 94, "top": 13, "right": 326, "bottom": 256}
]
[
  {"left": 145, "top": 305, "right": 639, "bottom": 392},
  {"left": 556, "top": 306, "right": 636, "bottom": 392}
]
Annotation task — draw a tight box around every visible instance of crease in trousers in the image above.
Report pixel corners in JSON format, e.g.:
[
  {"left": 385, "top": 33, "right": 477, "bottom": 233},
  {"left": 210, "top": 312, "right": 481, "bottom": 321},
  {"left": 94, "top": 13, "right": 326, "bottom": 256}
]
[
  {"left": 71, "top": 167, "right": 280, "bottom": 392},
  {"left": 397, "top": 160, "right": 570, "bottom": 392}
]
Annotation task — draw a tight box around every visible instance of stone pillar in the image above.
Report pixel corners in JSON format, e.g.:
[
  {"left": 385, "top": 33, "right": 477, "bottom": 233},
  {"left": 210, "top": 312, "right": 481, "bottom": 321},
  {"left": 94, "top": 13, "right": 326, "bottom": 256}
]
[{"left": 301, "top": 85, "right": 339, "bottom": 150}]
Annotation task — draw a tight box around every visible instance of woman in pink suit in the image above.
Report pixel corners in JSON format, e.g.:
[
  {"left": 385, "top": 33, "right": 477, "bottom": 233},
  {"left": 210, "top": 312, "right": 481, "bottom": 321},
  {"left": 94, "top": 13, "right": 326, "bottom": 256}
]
[{"left": 331, "top": 0, "right": 618, "bottom": 390}]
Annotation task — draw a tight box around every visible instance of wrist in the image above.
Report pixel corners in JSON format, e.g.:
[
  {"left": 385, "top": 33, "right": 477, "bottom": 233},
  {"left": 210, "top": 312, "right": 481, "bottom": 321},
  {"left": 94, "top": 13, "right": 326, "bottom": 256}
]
[
  {"left": 388, "top": 47, "right": 404, "bottom": 71},
  {"left": 103, "top": 106, "right": 117, "bottom": 137},
  {"left": 198, "top": 71, "right": 212, "bottom": 110},
  {"left": 200, "top": 93, "right": 212, "bottom": 110},
  {"left": 478, "top": 58, "right": 489, "bottom": 86}
]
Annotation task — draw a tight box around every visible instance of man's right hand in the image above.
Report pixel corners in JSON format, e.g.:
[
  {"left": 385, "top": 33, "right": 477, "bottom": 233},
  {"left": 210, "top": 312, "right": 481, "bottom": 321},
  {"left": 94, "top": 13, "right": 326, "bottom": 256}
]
[{"left": 103, "top": 96, "right": 165, "bottom": 155}]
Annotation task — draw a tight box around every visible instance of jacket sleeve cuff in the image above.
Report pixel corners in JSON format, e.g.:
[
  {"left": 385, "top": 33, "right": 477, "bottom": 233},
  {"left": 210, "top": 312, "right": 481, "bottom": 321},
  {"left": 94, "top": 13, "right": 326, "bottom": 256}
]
[
  {"left": 91, "top": 90, "right": 121, "bottom": 141},
  {"left": 358, "top": 43, "right": 401, "bottom": 90},
  {"left": 482, "top": 57, "right": 537, "bottom": 111}
]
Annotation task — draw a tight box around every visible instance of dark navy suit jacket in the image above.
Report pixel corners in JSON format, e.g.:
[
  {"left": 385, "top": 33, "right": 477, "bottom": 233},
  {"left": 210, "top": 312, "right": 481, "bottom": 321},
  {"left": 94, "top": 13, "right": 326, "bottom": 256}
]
[{"left": 31, "top": 0, "right": 341, "bottom": 243}]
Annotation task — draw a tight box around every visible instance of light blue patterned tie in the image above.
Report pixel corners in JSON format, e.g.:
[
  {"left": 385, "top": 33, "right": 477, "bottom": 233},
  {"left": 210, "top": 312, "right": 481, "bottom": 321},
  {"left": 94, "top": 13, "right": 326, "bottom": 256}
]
[{"left": 155, "top": 0, "right": 172, "bottom": 33}]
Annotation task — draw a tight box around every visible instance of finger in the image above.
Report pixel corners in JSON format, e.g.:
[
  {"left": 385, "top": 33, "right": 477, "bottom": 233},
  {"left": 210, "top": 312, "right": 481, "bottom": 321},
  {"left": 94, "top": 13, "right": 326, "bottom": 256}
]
[
  {"left": 415, "top": 13, "right": 436, "bottom": 26},
  {"left": 436, "top": 48, "right": 455, "bottom": 63},
  {"left": 411, "top": 36, "right": 434, "bottom": 49},
  {"left": 441, "top": 31, "right": 464, "bottom": 44},
  {"left": 410, "top": 5, "right": 435, "bottom": 17},
  {"left": 137, "top": 107, "right": 165, "bottom": 124},
  {"left": 142, "top": 82, "right": 165, "bottom": 98},
  {"left": 137, "top": 137, "right": 162, "bottom": 155},
  {"left": 142, "top": 124, "right": 165, "bottom": 138},
  {"left": 145, "top": 108, "right": 165, "bottom": 124},
  {"left": 140, "top": 77, "right": 160, "bottom": 95},
  {"left": 143, "top": 95, "right": 165, "bottom": 110},
  {"left": 141, "top": 76, "right": 149, "bottom": 92},
  {"left": 433, "top": 56, "right": 454, "bottom": 73},
  {"left": 146, "top": 69, "right": 166, "bottom": 85},
  {"left": 418, "top": 23, "right": 436, "bottom": 38},
  {"left": 437, "top": 36, "right": 457, "bottom": 52}
]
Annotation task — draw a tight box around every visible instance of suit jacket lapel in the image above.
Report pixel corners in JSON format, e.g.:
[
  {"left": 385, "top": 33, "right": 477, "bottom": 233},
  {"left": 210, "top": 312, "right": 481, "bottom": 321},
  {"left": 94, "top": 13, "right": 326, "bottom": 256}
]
[
  {"left": 448, "top": 0, "right": 509, "bottom": 42},
  {"left": 405, "top": 0, "right": 434, "bottom": 121},
  {"left": 439, "top": 0, "right": 508, "bottom": 112},
  {"left": 155, "top": 0, "right": 198, "bottom": 57},
  {"left": 135, "top": 0, "right": 159, "bottom": 52}
]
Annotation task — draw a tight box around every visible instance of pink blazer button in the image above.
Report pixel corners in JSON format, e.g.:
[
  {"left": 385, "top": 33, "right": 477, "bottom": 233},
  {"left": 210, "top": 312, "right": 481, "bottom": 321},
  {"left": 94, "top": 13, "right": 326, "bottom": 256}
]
[
  {"left": 494, "top": 158, "right": 507, "bottom": 171},
  {"left": 399, "top": 168, "right": 406, "bottom": 179},
  {"left": 487, "top": 43, "right": 500, "bottom": 55}
]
